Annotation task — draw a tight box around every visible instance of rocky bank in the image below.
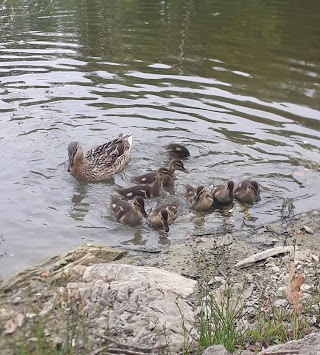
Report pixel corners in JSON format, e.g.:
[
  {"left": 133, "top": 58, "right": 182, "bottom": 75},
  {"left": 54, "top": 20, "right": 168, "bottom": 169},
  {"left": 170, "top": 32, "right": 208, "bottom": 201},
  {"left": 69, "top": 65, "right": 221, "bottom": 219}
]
[{"left": 1, "top": 210, "right": 320, "bottom": 354}]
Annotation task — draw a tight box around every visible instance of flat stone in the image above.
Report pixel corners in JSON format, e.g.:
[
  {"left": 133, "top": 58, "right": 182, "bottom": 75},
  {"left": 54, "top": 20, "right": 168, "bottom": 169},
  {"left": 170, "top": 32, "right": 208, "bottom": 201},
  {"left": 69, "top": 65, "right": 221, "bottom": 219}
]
[
  {"left": 257, "top": 332, "right": 320, "bottom": 355},
  {"left": 66, "top": 263, "right": 198, "bottom": 353},
  {"left": 202, "top": 344, "right": 232, "bottom": 355},
  {"left": 274, "top": 299, "right": 288, "bottom": 308}
]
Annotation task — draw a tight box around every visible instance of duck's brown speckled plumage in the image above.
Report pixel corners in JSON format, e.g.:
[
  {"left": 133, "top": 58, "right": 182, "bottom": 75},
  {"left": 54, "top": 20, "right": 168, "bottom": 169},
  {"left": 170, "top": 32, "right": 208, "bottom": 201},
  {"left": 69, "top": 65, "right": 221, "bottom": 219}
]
[
  {"left": 185, "top": 184, "right": 213, "bottom": 211},
  {"left": 110, "top": 195, "right": 147, "bottom": 227},
  {"left": 211, "top": 180, "right": 234, "bottom": 205},
  {"left": 234, "top": 180, "right": 260, "bottom": 203},
  {"left": 148, "top": 201, "right": 179, "bottom": 232},
  {"left": 131, "top": 159, "right": 188, "bottom": 186},
  {"left": 67, "top": 133, "right": 132, "bottom": 181},
  {"left": 117, "top": 168, "right": 172, "bottom": 199}
]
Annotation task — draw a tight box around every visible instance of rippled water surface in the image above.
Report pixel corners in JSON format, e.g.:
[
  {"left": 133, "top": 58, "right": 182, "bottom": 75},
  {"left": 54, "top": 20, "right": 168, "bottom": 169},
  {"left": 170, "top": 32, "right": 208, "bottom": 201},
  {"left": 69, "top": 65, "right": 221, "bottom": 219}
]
[{"left": 1, "top": 0, "right": 320, "bottom": 279}]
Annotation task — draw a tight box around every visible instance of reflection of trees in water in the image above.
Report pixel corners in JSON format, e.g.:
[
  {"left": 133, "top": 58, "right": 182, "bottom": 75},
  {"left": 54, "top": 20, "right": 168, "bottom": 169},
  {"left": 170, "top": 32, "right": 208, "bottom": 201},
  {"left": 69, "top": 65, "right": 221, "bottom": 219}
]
[{"left": 69, "top": 182, "right": 90, "bottom": 221}]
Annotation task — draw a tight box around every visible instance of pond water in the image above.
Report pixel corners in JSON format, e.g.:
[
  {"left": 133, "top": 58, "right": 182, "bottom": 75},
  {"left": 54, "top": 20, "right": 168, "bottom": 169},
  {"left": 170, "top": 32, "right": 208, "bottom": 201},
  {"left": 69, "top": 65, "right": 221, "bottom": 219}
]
[{"left": 1, "top": 0, "right": 320, "bottom": 280}]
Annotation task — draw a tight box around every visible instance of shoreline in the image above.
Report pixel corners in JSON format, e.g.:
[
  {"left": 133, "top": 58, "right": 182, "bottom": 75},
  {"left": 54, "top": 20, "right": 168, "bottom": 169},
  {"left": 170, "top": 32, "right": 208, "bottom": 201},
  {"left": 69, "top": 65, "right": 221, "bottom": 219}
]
[{"left": 1, "top": 209, "right": 320, "bottom": 354}]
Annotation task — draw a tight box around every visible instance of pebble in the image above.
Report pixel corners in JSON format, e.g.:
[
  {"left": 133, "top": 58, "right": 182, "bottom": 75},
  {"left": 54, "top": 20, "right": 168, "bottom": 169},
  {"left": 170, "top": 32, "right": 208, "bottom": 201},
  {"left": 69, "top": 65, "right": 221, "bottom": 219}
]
[
  {"left": 26, "top": 313, "right": 37, "bottom": 319},
  {"left": 312, "top": 255, "right": 319, "bottom": 262},
  {"left": 53, "top": 335, "right": 63, "bottom": 348},
  {"left": 12, "top": 296, "right": 22, "bottom": 304},
  {"left": 28, "top": 337, "right": 38, "bottom": 343},
  {"left": 274, "top": 299, "right": 288, "bottom": 308},
  {"left": 301, "top": 284, "right": 311, "bottom": 292},
  {"left": 271, "top": 266, "right": 280, "bottom": 273},
  {"left": 302, "top": 226, "right": 314, "bottom": 234}
]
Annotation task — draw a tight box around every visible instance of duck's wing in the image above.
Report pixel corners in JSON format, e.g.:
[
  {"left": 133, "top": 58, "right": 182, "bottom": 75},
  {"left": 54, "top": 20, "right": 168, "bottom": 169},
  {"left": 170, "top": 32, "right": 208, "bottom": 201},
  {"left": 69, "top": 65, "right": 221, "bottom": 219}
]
[
  {"left": 110, "top": 195, "right": 132, "bottom": 220},
  {"left": 131, "top": 171, "right": 156, "bottom": 184},
  {"left": 86, "top": 134, "right": 132, "bottom": 168}
]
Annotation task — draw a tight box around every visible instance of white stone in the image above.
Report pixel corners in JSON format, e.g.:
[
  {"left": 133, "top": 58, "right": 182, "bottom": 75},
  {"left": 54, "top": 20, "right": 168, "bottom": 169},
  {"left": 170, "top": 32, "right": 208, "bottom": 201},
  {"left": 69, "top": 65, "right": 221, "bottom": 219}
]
[{"left": 66, "top": 263, "right": 198, "bottom": 352}]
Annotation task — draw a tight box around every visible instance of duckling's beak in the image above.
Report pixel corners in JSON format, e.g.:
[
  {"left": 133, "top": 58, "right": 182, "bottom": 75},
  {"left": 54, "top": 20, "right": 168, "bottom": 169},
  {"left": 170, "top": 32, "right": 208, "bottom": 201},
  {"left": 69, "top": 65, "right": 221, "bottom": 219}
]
[
  {"left": 142, "top": 209, "right": 148, "bottom": 218},
  {"left": 163, "top": 220, "right": 170, "bottom": 233},
  {"left": 183, "top": 168, "right": 189, "bottom": 173}
]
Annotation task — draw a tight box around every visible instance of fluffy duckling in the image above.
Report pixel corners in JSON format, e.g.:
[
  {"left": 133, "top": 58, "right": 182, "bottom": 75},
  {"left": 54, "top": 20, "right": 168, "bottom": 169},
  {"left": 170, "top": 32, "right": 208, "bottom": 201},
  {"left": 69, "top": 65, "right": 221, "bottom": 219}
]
[
  {"left": 131, "top": 159, "right": 189, "bottom": 186},
  {"left": 185, "top": 184, "right": 213, "bottom": 211},
  {"left": 211, "top": 180, "right": 235, "bottom": 206},
  {"left": 110, "top": 195, "right": 147, "bottom": 227},
  {"left": 67, "top": 133, "right": 132, "bottom": 181},
  {"left": 234, "top": 180, "right": 260, "bottom": 203},
  {"left": 117, "top": 167, "right": 172, "bottom": 199},
  {"left": 148, "top": 201, "right": 179, "bottom": 232},
  {"left": 165, "top": 143, "right": 190, "bottom": 159}
]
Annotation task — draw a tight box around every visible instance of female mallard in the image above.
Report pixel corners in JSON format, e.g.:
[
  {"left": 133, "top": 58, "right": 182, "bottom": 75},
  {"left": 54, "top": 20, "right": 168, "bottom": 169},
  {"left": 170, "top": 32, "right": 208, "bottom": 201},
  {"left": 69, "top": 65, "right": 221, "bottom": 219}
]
[
  {"left": 67, "top": 133, "right": 132, "bottom": 181},
  {"left": 234, "top": 180, "right": 260, "bottom": 203},
  {"left": 148, "top": 201, "right": 179, "bottom": 232},
  {"left": 117, "top": 167, "right": 172, "bottom": 199},
  {"left": 110, "top": 195, "right": 147, "bottom": 227},
  {"left": 211, "top": 180, "right": 235, "bottom": 206},
  {"left": 165, "top": 143, "right": 190, "bottom": 159},
  {"left": 131, "top": 159, "right": 189, "bottom": 187},
  {"left": 185, "top": 184, "right": 213, "bottom": 211}
]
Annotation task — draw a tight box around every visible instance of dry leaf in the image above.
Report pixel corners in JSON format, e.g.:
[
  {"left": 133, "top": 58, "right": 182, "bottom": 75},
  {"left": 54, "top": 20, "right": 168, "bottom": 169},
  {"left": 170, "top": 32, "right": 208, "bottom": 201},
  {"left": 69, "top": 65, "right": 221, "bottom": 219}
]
[
  {"left": 285, "top": 261, "right": 305, "bottom": 314},
  {"left": 40, "top": 271, "right": 50, "bottom": 277},
  {"left": 4, "top": 313, "right": 24, "bottom": 334}
]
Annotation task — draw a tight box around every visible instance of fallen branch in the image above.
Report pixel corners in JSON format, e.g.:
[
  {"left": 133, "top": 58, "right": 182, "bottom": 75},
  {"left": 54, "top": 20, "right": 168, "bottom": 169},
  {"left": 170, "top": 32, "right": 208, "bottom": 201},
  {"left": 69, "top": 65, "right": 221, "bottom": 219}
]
[{"left": 235, "top": 246, "right": 295, "bottom": 269}]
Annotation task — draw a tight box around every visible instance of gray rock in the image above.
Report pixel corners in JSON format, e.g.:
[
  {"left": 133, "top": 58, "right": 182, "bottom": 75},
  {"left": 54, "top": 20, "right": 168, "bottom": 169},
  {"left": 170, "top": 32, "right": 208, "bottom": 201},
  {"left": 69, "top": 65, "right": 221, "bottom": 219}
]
[
  {"left": 66, "top": 263, "right": 197, "bottom": 353},
  {"left": 274, "top": 299, "right": 288, "bottom": 308},
  {"left": 257, "top": 332, "right": 320, "bottom": 354},
  {"left": 202, "top": 344, "right": 232, "bottom": 355}
]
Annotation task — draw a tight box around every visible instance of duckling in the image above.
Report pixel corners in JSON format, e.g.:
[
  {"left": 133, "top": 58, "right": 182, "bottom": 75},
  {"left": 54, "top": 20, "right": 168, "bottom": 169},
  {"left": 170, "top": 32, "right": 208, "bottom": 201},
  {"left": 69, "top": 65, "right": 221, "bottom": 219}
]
[
  {"left": 131, "top": 159, "right": 189, "bottom": 186},
  {"left": 185, "top": 184, "right": 213, "bottom": 211},
  {"left": 67, "top": 133, "right": 132, "bottom": 181},
  {"left": 165, "top": 143, "right": 190, "bottom": 159},
  {"left": 110, "top": 195, "right": 147, "bottom": 227},
  {"left": 116, "top": 167, "right": 172, "bottom": 199},
  {"left": 148, "top": 201, "right": 179, "bottom": 232},
  {"left": 211, "top": 180, "right": 235, "bottom": 206},
  {"left": 234, "top": 180, "right": 260, "bottom": 203}
]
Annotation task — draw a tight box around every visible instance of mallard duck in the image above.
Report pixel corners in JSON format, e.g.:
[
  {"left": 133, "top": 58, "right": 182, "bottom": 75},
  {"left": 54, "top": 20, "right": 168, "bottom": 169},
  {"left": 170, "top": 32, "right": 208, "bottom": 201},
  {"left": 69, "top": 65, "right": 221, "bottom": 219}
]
[
  {"left": 110, "top": 195, "right": 147, "bottom": 227},
  {"left": 131, "top": 159, "right": 189, "bottom": 186},
  {"left": 211, "top": 180, "right": 235, "bottom": 205},
  {"left": 165, "top": 143, "right": 190, "bottom": 159},
  {"left": 148, "top": 201, "right": 179, "bottom": 232},
  {"left": 234, "top": 180, "right": 260, "bottom": 203},
  {"left": 67, "top": 133, "right": 132, "bottom": 181},
  {"left": 185, "top": 184, "right": 213, "bottom": 211},
  {"left": 116, "top": 167, "right": 172, "bottom": 199}
]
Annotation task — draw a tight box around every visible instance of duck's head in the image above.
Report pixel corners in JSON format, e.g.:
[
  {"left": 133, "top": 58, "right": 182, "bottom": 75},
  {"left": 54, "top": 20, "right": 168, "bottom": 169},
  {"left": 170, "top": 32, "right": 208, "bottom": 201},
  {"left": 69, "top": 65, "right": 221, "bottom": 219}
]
[
  {"left": 67, "top": 142, "right": 82, "bottom": 172},
  {"left": 160, "top": 209, "right": 170, "bottom": 232},
  {"left": 133, "top": 196, "right": 148, "bottom": 218},
  {"left": 169, "top": 159, "right": 189, "bottom": 173},
  {"left": 226, "top": 180, "right": 235, "bottom": 191},
  {"left": 250, "top": 181, "right": 259, "bottom": 193},
  {"left": 194, "top": 185, "right": 207, "bottom": 205}
]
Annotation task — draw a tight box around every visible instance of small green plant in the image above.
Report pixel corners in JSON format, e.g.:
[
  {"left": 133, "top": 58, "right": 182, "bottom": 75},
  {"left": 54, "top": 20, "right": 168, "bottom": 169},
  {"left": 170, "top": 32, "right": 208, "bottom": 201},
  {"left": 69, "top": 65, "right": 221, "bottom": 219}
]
[
  {"left": 191, "top": 242, "right": 245, "bottom": 354},
  {"left": 197, "top": 281, "right": 243, "bottom": 353}
]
